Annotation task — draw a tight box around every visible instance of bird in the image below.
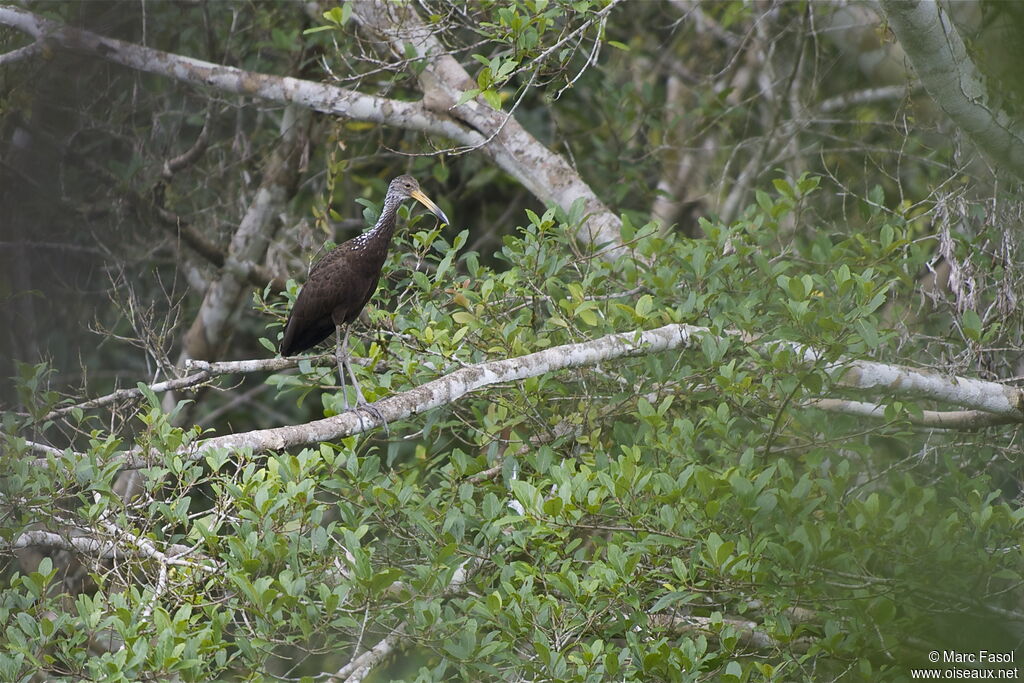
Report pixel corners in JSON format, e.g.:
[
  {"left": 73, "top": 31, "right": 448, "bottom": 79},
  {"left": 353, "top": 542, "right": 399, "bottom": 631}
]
[{"left": 280, "top": 174, "right": 450, "bottom": 413}]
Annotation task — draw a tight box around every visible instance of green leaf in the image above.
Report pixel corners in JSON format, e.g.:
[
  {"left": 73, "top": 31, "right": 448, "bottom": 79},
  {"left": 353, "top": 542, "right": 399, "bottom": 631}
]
[
  {"left": 772, "top": 177, "right": 795, "bottom": 200},
  {"left": 482, "top": 89, "right": 502, "bottom": 111},
  {"left": 723, "top": 660, "right": 743, "bottom": 682},
  {"left": 786, "top": 276, "right": 806, "bottom": 301},
  {"left": 855, "top": 319, "right": 880, "bottom": 349},
  {"left": 635, "top": 294, "right": 653, "bottom": 319},
  {"left": 962, "top": 309, "right": 982, "bottom": 342},
  {"left": 456, "top": 88, "right": 481, "bottom": 106},
  {"left": 868, "top": 184, "right": 885, "bottom": 207}
]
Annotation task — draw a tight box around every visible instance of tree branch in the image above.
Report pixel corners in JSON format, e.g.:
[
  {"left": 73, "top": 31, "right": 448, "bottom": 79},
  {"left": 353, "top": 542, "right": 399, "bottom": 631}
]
[
  {"left": 6, "top": 529, "right": 122, "bottom": 559},
  {"left": 807, "top": 398, "right": 1021, "bottom": 429},
  {"left": 4, "top": 526, "right": 216, "bottom": 572},
  {"left": 36, "top": 355, "right": 340, "bottom": 423},
  {"left": 31, "top": 318, "right": 1024, "bottom": 467},
  {"left": 649, "top": 613, "right": 813, "bottom": 654},
  {"left": 0, "top": 6, "right": 478, "bottom": 144},
  {"left": 179, "top": 106, "right": 309, "bottom": 362},
  {"left": 0, "top": 38, "right": 42, "bottom": 65},
  {"left": 0, "top": 4, "right": 630, "bottom": 253},
  {"left": 817, "top": 84, "right": 911, "bottom": 113},
  {"left": 350, "top": 0, "right": 626, "bottom": 253},
  {"left": 0, "top": 6, "right": 479, "bottom": 145},
  {"left": 880, "top": 0, "right": 1024, "bottom": 180},
  {"left": 327, "top": 560, "right": 474, "bottom": 683},
  {"left": 74, "top": 323, "right": 1019, "bottom": 470}
]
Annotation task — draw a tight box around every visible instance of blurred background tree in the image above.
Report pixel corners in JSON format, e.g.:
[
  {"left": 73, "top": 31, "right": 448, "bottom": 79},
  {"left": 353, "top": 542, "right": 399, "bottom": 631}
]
[{"left": 2, "top": 1, "right": 1023, "bottom": 681}]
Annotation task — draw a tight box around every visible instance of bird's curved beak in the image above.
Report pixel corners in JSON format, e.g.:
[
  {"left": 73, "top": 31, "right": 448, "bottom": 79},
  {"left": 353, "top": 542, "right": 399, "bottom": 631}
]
[{"left": 410, "top": 189, "right": 450, "bottom": 226}]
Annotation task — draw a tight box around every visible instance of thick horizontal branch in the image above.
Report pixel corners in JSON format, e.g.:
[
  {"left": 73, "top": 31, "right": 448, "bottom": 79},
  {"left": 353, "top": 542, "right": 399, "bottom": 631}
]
[
  {"left": 3, "top": 527, "right": 215, "bottom": 572},
  {"left": 6, "top": 529, "right": 122, "bottom": 559},
  {"left": 139, "top": 324, "right": 705, "bottom": 466},
  {"left": 116, "top": 324, "right": 1022, "bottom": 467},
  {"left": 0, "top": 5, "right": 627, "bottom": 253},
  {"left": 31, "top": 324, "right": 1024, "bottom": 467},
  {"left": 823, "top": 353, "right": 1024, "bottom": 415},
  {"left": 0, "top": 37, "right": 42, "bottom": 65}
]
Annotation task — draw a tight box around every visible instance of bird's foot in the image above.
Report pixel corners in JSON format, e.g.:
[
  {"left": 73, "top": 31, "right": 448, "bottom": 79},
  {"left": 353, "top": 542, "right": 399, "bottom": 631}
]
[{"left": 350, "top": 399, "right": 388, "bottom": 435}]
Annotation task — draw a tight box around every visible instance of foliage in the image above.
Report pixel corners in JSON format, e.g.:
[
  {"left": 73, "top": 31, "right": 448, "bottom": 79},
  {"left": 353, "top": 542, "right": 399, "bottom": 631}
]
[
  {"left": 3, "top": 1, "right": 1024, "bottom": 682},
  {"left": 5, "top": 176, "right": 1023, "bottom": 680}
]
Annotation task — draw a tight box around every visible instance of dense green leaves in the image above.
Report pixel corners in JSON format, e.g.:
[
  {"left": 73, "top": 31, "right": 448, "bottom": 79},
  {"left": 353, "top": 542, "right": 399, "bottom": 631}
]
[
  {"left": 5, "top": 178, "right": 1022, "bottom": 680},
  {"left": 4, "top": 1, "right": 1024, "bottom": 681}
]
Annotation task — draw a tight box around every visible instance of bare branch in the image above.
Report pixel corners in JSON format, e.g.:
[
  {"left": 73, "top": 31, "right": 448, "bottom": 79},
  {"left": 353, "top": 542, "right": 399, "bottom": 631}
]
[
  {"left": 34, "top": 318, "right": 1024, "bottom": 468},
  {"left": 171, "top": 324, "right": 707, "bottom": 463},
  {"left": 162, "top": 110, "right": 212, "bottom": 178},
  {"left": 0, "top": 39, "right": 42, "bottom": 66},
  {"left": 823, "top": 351, "right": 1024, "bottom": 415},
  {"left": 37, "top": 355, "right": 339, "bottom": 423},
  {"left": 6, "top": 530, "right": 121, "bottom": 559},
  {"left": 817, "top": 84, "right": 911, "bottom": 113},
  {"left": 40, "top": 370, "right": 215, "bottom": 421},
  {"left": 23, "top": 440, "right": 67, "bottom": 457},
  {"left": 0, "top": 4, "right": 627, "bottom": 252},
  {"left": 350, "top": 0, "right": 626, "bottom": 253},
  {"left": 179, "top": 106, "right": 310, "bottom": 362},
  {"left": 80, "top": 323, "right": 1021, "bottom": 469},
  {"left": 3, "top": 525, "right": 216, "bottom": 572},
  {"left": 328, "top": 560, "right": 474, "bottom": 683},
  {"left": 330, "top": 628, "right": 399, "bottom": 683},
  {"left": 807, "top": 398, "right": 1021, "bottom": 429}
]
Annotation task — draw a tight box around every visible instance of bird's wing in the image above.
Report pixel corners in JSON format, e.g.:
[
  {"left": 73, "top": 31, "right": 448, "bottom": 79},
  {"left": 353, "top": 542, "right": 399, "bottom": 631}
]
[
  {"left": 281, "top": 253, "right": 355, "bottom": 355},
  {"left": 308, "top": 243, "right": 339, "bottom": 278}
]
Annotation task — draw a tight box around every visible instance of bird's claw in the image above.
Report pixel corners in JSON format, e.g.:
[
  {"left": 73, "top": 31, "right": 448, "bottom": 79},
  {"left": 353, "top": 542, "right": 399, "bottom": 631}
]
[{"left": 351, "top": 400, "right": 389, "bottom": 435}]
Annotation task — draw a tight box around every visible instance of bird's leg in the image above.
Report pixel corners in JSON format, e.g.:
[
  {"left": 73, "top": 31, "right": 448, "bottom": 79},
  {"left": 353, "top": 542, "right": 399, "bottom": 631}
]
[
  {"left": 341, "top": 328, "right": 388, "bottom": 432},
  {"left": 336, "top": 323, "right": 349, "bottom": 411},
  {"left": 346, "top": 357, "right": 369, "bottom": 405}
]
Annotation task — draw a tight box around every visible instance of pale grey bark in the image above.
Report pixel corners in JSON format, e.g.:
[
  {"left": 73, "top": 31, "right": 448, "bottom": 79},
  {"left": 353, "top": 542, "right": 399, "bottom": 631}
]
[
  {"left": 4, "top": 527, "right": 214, "bottom": 569},
  {"left": 0, "top": 7, "right": 473, "bottom": 142},
  {"left": 179, "top": 106, "right": 308, "bottom": 362},
  {"left": 37, "top": 355, "right": 340, "bottom": 422},
  {"left": 0, "top": 4, "right": 625, "bottom": 251},
  {"left": 880, "top": 0, "right": 1024, "bottom": 179},
  {"left": 350, "top": 0, "right": 625, "bottom": 252},
  {"left": 31, "top": 320, "right": 1024, "bottom": 469},
  {"left": 44, "top": 322, "right": 1011, "bottom": 469},
  {"left": 7, "top": 529, "right": 122, "bottom": 559},
  {"left": 327, "top": 559, "right": 473, "bottom": 683},
  {"left": 806, "top": 398, "right": 1019, "bottom": 429}
]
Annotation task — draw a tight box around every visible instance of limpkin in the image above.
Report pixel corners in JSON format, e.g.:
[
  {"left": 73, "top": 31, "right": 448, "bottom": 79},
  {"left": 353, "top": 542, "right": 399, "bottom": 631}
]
[{"left": 280, "top": 175, "right": 450, "bottom": 412}]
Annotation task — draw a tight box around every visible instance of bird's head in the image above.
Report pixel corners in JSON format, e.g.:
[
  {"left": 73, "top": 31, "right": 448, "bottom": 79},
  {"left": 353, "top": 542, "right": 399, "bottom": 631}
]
[{"left": 390, "top": 174, "right": 450, "bottom": 226}]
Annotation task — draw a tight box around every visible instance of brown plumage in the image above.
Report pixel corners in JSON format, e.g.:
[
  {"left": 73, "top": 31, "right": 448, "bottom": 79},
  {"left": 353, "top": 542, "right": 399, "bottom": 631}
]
[{"left": 280, "top": 175, "right": 449, "bottom": 408}]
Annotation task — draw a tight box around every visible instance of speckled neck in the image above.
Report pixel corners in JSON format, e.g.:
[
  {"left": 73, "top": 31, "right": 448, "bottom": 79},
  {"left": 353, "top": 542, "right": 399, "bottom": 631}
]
[{"left": 350, "top": 190, "right": 403, "bottom": 251}]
